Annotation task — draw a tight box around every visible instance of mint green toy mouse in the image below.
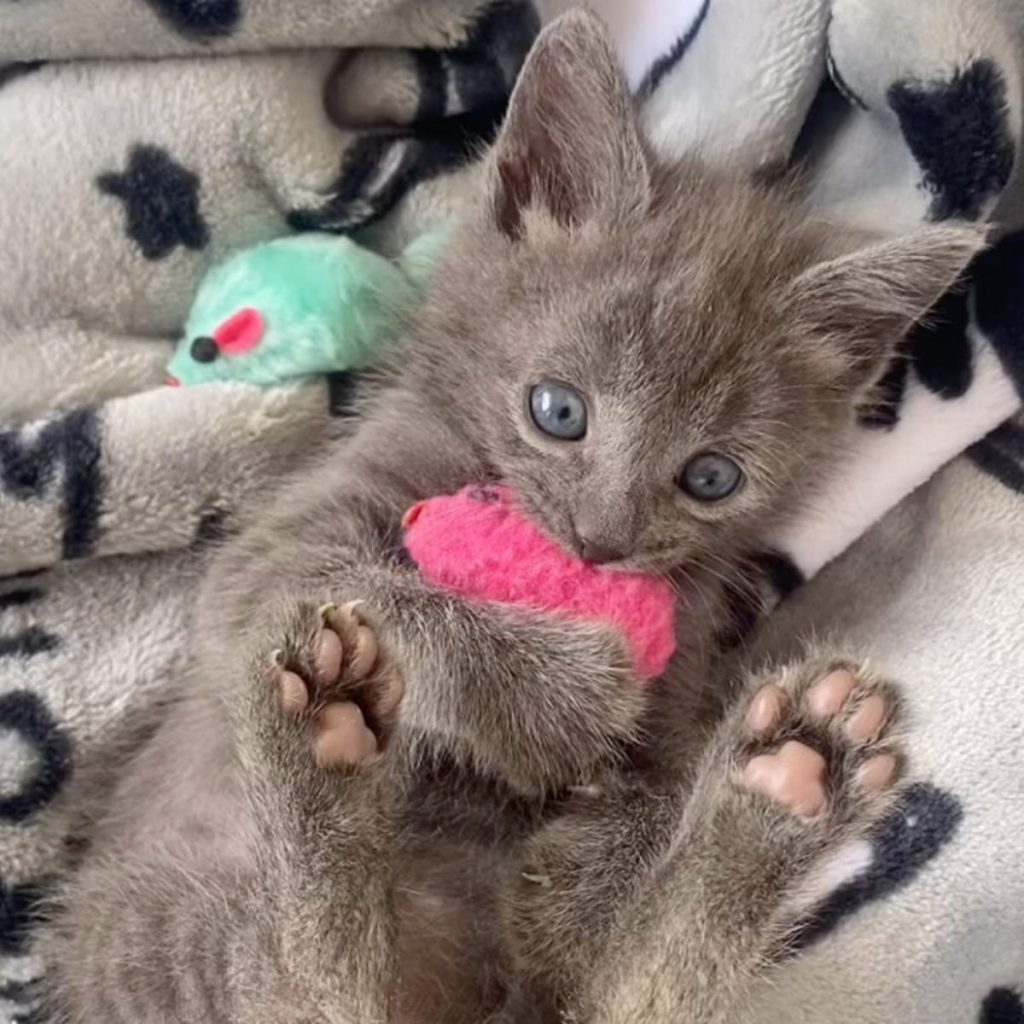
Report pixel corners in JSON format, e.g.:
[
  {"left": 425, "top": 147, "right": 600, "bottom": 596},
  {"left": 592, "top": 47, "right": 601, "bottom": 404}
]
[{"left": 167, "top": 229, "right": 447, "bottom": 388}]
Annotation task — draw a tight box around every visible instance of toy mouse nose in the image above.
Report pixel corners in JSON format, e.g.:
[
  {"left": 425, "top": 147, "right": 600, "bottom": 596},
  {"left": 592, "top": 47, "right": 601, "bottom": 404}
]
[{"left": 578, "top": 536, "right": 624, "bottom": 565}]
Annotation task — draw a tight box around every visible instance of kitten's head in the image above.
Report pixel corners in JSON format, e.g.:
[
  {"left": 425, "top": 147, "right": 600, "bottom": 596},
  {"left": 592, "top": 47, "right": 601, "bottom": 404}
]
[{"left": 419, "top": 9, "right": 984, "bottom": 574}]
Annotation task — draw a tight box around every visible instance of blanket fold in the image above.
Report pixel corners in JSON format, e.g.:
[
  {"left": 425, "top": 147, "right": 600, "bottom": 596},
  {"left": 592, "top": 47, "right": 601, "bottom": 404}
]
[
  {"left": 2, "top": 0, "right": 515, "bottom": 61},
  {"left": 0, "top": 5, "right": 532, "bottom": 1014},
  {"left": 2, "top": 1, "right": 1024, "bottom": 1021}
]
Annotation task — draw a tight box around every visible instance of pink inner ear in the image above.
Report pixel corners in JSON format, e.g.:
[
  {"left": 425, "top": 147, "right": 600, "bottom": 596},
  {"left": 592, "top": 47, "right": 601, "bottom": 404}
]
[{"left": 213, "top": 308, "right": 264, "bottom": 354}]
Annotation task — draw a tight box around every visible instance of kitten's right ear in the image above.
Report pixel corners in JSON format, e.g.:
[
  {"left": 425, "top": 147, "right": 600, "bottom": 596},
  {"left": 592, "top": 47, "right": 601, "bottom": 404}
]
[
  {"left": 787, "top": 224, "right": 987, "bottom": 394},
  {"left": 488, "top": 8, "right": 650, "bottom": 240}
]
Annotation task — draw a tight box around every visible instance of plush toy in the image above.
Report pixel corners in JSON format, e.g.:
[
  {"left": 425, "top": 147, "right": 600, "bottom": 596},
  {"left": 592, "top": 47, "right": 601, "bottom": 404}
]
[
  {"left": 166, "top": 229, "right": 448, "bottom": 388},
  {"left": 402, "top": 485, "right": 677, "bottom": 680}
]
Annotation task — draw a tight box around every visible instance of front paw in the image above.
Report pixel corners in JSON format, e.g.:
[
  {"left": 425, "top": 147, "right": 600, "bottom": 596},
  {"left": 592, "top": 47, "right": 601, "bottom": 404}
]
[
  {"left": 269, "top": 601, "right": 403, "bottom": 768},
  {"left": 734, "top": 661, "right": 902, "bottom": 823}
]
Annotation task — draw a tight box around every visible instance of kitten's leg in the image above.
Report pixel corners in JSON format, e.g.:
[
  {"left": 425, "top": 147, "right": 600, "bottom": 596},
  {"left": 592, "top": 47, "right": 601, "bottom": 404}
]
[
  {"left": 230, "top": 599, "right": 405, "bottom": 1021},
  {"left": 197, "top": 398, "right": 647, "bottom": 795},
  {"left": 44, "top": 604, "right": 403, "bottom": 1023},
  {"left": 207, "top": 551, "right": 644, "bottom": 797},
  {"left": 501, "top": 772, "right": 683, "bottom": 1003},
  {"left": 499, "top": 663, "right": 714, "bottom": 999},
  {"left": 574, "top": 656, "right": 904, "bottom": 1024}
]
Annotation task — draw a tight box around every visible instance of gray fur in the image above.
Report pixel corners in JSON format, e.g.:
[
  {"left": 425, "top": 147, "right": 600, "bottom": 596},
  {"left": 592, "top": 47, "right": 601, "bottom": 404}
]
[{"left": 38, "top": 12, "right": 983, "bottom": 1023}]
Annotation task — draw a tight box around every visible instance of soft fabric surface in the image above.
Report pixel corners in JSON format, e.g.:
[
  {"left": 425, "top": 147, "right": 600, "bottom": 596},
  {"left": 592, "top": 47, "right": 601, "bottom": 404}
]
[
  {"left": 0, "top": 2, "right": 539, "bottom": 1018},
  {"left": 402, "top": 485, "right": 677, "bottom": 679},
  {"left": 1, "top": 1, "right": 1023, "bottom": 1021},
  {"left": 563, "top": 1, "right": 1024, "bottom": 1019}
]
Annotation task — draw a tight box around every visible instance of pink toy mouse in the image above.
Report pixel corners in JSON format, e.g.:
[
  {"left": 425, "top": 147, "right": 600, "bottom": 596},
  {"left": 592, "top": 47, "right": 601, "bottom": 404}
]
[{"left": 401, "top": 485, "right": 677, "bottom": 680}]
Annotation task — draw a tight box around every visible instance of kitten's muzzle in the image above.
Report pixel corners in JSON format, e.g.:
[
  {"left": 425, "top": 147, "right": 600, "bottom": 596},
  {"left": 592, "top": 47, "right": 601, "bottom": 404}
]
[{"left": 577, "top": 535, "right": 624, "bottom": 565}]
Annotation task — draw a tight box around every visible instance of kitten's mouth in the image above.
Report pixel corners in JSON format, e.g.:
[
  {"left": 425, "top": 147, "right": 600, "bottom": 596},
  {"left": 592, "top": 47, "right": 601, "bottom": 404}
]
[
  {"left": 521, "top": 509, "right": 672, "bottom": 574},
  {"left": 507, "top": 483, "right": 683, "bottom": 574}
]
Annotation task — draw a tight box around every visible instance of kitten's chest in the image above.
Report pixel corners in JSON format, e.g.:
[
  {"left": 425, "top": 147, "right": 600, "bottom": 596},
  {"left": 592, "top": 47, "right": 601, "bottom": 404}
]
[
  {"left": 390, "top": 766, "right": 548, "bottom": 1024},
  {"left": 392, "top": 838, "right": 511, "bottom": 1024}
]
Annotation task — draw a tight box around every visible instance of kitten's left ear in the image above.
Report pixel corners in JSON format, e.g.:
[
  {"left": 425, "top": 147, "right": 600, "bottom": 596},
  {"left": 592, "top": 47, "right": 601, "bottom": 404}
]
[
  {"left": 488, "top": 8, "right": 650, "bottom": 239},
  {"left": 787, "top": 224, "right": 988, "bottom": 392}
]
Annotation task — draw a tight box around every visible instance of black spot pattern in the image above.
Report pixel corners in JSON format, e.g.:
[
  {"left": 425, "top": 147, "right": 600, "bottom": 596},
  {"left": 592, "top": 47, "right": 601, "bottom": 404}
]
[
  {"left": 414, "top": 48, "right": 448, "bottom": 121},
  {"left": 889, "top": 60, "right": 1015, "bottom": 222},
  {"left": 0, "top": 628, "right": 58, "bottom": 660},
  {"left": 981, "top": 988, "right": 1024, "bottom": 1024},
  {"left": 143, "top": 0, "right": 240, "bottom": 38},
  {"left": 60, "top": 408, "right": 103, "bottom": 560},
  {"left": 0, "top": 62, "right": 45, "bottom": 91},
  {"left": 292, "top": 2, "right": 536, "bottom": 234},
  {"left": 636, "top": 0, "right": 710, "bottom": 99},
  {"left": 2, "top": 569, "right": 46, "bottom": 583},
  {"left": 0, "top": 880, "right": 44, "bottom": 954},
  {"left": 909, "top": 284, "right": 974, "bottom": 398},
  {"left": 0, "top": 422, "right": 66, "bottom": 499},
  {"left": 859, "top": 280, "right": 974, "bottom": 429},
  {"left": 755, "top": 550, "right": 805, "bottom": 599},
  {"left": 0, "top": 408, "right": 104, "bottom": 561},
  {"left": 452, "top": 0, "right": 539, "bottom": 114},
  {"left": 974, "top": 229, "right": 1024, "bottom": 398},
  {"left": 288, "top": 103, "right": 504, "bottom": 234},
  {"left": 0, "top": 691, "right": 72, "bottom": 823},
  {"left": 967, "top": 420, "right": 1024, "bottom": 494},
  {"left": 413, "top": 1, "right": 538, "bottom": 120},
  {"left": 791, "top": 783, "right": 963, "bottom": 950},
  {"left": 98, "top": 145, "right": 209, "bottom": 260},
  {"left": 0, "top": 588, "right": 41, "bottom": 611}
]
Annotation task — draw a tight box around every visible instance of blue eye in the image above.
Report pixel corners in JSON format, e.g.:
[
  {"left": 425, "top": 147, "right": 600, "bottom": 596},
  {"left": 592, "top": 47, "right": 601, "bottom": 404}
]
[
  {"left": 529, "top": 382, "right": 588, "bottom": 440},
  {"left": 678, "top": 453, "right": 744, "bottom": 502}
]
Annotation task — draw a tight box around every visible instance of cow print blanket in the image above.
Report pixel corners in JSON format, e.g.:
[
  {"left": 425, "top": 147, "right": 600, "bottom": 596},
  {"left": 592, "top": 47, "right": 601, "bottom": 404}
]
[
  {"left": 0, "top": 1, "right": 538, "bottom": 1019},
  {"left": 565, "top": 0, "right": 1024, "bottom": 1020},
  {"left": 1, "top": 0, "right": 1023, "bottom": 1021}
]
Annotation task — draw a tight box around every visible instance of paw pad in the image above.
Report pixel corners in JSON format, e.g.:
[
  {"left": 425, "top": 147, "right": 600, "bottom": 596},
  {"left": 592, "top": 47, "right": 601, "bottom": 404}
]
[
  {"left": 270, "top": 601, "right": 402, "bottom": 768},
  {"left": 737, "top": 665, "right": 901, "bottom": 820},
  {"left": 744, "top": 741, "right": 827, "bottom": 818}
]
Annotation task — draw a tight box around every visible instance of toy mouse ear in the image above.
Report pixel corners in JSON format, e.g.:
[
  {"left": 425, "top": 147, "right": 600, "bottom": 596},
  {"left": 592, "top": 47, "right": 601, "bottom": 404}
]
[{"left": 213, "top": 307, "right": 265, "bottom": 354}]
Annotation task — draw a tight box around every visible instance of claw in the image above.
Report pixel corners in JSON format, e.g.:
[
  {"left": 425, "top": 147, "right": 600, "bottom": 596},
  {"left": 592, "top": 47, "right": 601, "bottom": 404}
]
[
  {"left": 340, "top": 599, "right": 366, "bottom": 623},
  {"left": 521, "top": 872, "right": 552, "bottom": 887}
]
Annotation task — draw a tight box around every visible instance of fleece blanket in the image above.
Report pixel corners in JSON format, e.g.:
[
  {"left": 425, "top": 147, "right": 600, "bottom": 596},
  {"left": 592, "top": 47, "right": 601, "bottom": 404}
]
[
  {"left": 552, "top": 1, "right": 1024, "bottom": 1021},
  {"left": 1, "top": 1, "right": 1023, "bottom": 1022},
  {"left": 0, "top": 2, "right": 540, "bottom": 1019}
]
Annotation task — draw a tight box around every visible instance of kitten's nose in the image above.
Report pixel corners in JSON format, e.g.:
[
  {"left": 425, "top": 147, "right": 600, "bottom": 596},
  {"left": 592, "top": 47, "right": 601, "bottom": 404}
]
[{"left": 578, "top": 536, "right": 624, "bottom": 565}]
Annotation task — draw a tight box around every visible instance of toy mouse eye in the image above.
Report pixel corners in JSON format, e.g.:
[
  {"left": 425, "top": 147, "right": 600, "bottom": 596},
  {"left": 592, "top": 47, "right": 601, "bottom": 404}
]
[
  {"left": 677, "top": 453, "right": 744, "bottom": 502},
  {"left": 190, "top": 336, "right": 219, "bottom": 363},
  {"left": 529, "top": 381, "right": 588, "bottom": 441}
]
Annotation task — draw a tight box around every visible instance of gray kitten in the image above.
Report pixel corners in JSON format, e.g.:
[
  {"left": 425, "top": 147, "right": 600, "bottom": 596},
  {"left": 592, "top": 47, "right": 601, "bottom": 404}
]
[{"left": 39, "top": 11, "right": 982, "bottom": 1024}]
